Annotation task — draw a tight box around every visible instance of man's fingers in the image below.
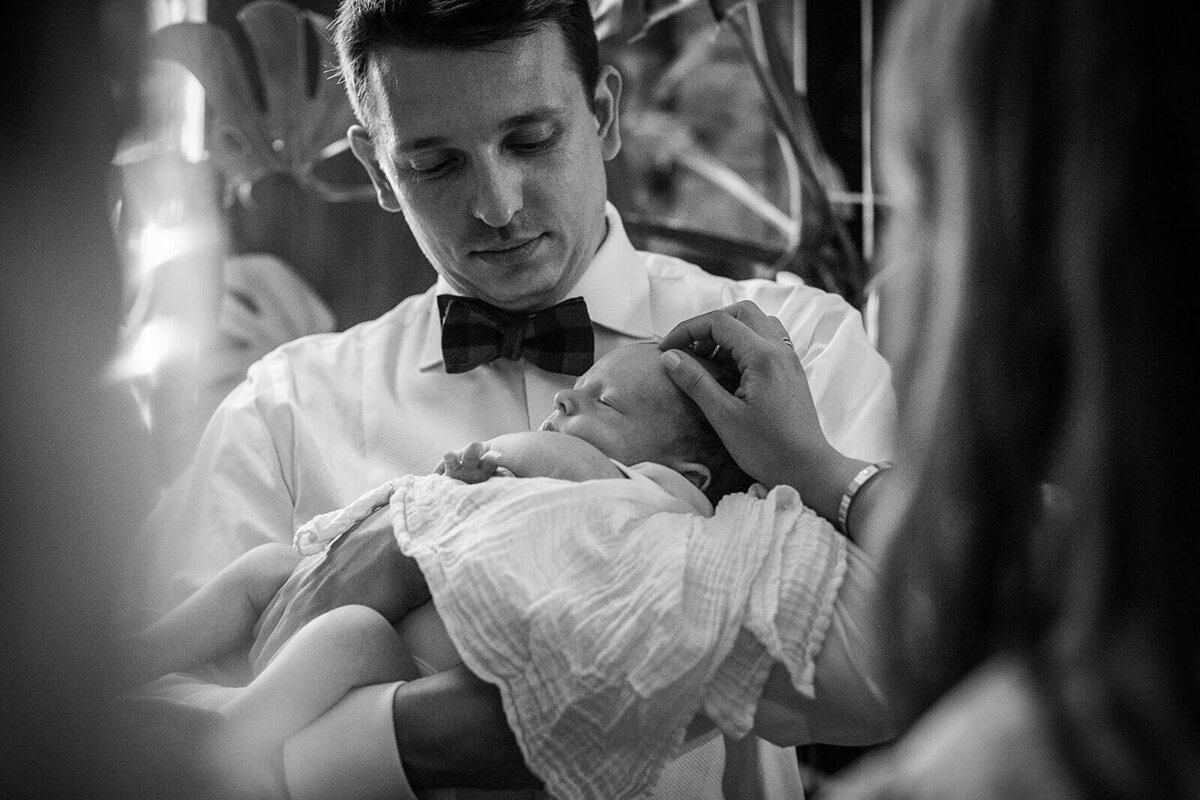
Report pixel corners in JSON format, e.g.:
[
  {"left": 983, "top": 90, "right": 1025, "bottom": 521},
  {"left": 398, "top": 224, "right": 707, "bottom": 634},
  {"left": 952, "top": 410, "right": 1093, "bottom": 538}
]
[{"left": 661, "top": 349, "right": 740, "bottom": 420}]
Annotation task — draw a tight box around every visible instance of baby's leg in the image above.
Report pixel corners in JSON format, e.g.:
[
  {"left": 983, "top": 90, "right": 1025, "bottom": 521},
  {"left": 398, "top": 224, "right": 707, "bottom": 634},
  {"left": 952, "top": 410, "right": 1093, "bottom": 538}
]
[
  {"left": 222, "top": 605, "right": 418, "bottom": 753},
  {"left": 126, "top": 543, "right": 299, "bottom": 687}
]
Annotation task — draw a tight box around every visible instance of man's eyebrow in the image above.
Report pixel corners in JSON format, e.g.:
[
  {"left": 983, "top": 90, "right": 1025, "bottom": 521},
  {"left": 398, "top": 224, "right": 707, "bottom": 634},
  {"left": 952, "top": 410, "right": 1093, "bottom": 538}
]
[
  {"left": 396, "top": 107, "right": 565, "bottom": 153},
  {"left": 500, "top": 106, "right": 563, "bottom": 130},
  {"left": 396, "top": 134, "right": 449, "bottom": 153}
]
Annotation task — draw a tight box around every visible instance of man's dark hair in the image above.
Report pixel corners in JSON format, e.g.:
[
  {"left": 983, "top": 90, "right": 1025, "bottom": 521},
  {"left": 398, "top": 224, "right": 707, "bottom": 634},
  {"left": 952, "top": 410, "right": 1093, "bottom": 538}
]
[
  {"left": 676, "top": 357, "right": 756, "bottom": 505},
  {"left": 333, "top": 0, "right": 601, "bottom": 128}
]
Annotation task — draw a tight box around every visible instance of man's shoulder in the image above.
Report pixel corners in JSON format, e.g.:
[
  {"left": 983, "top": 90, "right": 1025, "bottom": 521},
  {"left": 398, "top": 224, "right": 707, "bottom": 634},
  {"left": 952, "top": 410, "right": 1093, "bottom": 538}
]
[
  {"left": 243, "top": 289, "right": 436, "bottom": 391},
  {"left": 262, "top": 289, "right": 434, "bottom": 363},
  {"left": 636, "top": 249, "right": 856, "bottom": 320}
]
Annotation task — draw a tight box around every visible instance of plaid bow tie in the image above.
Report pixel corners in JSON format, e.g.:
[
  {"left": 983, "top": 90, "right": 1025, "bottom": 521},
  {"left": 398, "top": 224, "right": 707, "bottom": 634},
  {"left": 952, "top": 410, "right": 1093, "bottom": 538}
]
[{"left": 437, "top": 294, "right": 595, "bottom": 376}]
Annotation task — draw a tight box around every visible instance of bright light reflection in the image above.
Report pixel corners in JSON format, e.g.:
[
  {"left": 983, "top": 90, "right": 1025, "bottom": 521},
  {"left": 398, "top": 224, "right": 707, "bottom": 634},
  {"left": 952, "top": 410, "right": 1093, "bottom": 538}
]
[
  {"left": 132, "top": 220, "right": 198, "bottom": 281},
  {"left": 112, "top": 317, "right": 187, "bottom": 381}
]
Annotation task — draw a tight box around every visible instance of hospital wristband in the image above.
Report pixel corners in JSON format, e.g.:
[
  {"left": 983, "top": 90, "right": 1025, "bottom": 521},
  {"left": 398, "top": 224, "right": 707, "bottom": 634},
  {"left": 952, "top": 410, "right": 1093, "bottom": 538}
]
[{"left": 836, "top": 461, "right": 894, "bottom": 537}]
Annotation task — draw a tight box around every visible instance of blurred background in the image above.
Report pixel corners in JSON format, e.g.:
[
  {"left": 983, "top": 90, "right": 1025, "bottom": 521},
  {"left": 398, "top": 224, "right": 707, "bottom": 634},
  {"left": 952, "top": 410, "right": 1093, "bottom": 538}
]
[{"left": 1, "top": 0, "right": 894, "bottom": 795}]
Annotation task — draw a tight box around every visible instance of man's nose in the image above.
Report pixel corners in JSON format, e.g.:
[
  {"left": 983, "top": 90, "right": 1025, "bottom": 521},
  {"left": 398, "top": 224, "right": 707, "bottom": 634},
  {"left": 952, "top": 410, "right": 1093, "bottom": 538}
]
[{"left": 471, "top": 158, "right": 522, "bottom": 228}]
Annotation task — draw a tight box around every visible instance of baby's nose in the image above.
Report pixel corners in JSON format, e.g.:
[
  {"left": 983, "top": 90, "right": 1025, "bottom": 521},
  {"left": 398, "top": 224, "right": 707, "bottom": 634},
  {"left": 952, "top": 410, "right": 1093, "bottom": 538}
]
[{"left": 552, "top": 390, "right": 578, "bottom": 415}]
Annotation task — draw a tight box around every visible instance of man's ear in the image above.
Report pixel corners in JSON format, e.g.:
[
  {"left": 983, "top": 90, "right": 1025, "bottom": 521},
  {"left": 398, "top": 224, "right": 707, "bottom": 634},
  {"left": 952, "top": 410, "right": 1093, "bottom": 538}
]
[
  {"left": 348, "top": 125, "right": 401, "bottom": 212},
  {"left": 672, "top": 460, "right": 712, "bottom": 494},
  {"left": 592, "top": 65, "right": 622, "bottom": 161}
]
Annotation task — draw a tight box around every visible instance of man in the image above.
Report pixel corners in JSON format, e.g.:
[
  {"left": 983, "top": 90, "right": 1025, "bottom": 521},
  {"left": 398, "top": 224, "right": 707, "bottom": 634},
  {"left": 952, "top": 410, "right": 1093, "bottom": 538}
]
[{"left": 141, "top": 1, "right": 898, "bottom": 797}]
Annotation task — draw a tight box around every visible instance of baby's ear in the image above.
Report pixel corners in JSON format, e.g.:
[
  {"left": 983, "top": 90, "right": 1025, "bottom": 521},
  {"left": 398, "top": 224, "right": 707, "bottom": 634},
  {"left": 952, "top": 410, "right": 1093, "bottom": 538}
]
[{"left": 674, "top": 461, "right": 712, "bottom": 493}]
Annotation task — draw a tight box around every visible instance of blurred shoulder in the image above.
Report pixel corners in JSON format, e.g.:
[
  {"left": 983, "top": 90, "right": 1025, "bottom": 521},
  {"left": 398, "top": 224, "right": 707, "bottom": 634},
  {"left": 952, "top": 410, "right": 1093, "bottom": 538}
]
[{"left": 823, "top": 657, "right": 1083, "bottom": 800}]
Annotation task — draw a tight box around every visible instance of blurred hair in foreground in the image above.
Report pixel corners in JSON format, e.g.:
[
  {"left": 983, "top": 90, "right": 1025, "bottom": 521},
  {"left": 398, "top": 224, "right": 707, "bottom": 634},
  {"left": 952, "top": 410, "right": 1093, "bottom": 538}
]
[{"left": 866, "top": 0, "right": 1200, "bottom": 795}]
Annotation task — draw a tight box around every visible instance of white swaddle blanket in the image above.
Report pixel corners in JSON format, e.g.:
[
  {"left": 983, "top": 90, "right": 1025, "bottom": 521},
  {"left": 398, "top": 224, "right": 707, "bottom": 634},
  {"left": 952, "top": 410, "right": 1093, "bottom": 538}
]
[{"left": 295, "top": 472, "right": 847, "bottom": 800}]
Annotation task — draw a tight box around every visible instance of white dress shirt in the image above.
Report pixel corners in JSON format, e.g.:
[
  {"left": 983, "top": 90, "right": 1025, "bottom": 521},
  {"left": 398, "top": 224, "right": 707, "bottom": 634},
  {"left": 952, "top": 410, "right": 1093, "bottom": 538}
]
[{"left": 141, "top": 203, "right": 898, "bottom": 799}]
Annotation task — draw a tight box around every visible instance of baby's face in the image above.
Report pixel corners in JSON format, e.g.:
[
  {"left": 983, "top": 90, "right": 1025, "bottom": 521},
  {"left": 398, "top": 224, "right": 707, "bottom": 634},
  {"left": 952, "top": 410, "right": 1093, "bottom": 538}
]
[{"left": 539, "top": 342, "right": 693, "bottom": 466}]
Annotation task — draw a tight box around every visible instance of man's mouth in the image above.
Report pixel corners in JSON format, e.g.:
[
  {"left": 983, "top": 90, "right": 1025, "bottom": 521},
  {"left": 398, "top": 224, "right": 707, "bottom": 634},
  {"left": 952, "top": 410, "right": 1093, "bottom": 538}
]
[{"left": 471, "top": 234, "right": 545, "bottom": 266}]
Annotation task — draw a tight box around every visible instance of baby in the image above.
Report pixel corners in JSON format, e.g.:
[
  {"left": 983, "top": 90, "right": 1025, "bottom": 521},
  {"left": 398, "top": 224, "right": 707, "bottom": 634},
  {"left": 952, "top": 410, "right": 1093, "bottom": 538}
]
[{"left": 128, "top": 342, "right": 751, "bottom": 794}]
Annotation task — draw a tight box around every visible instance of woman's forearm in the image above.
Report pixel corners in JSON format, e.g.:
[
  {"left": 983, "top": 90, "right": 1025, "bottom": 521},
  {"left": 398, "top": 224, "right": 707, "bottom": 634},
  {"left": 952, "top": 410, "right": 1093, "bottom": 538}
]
[
  {"left": 781, "top": 446, "right": 869, "bottom": 530},
  {"left": 781, "top": 447, "right": 899, "bottom": 553}
]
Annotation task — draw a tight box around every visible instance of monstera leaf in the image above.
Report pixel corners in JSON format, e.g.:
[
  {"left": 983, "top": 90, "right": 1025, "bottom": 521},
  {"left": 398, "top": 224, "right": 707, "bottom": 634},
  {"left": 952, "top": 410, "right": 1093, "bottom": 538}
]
[
  {"left": 594, "top": 0, "right": 868, "bottom": 305},
  {"left": 590, "top": 0, "right": 756, "bottom": 41},
  {"left": 151, "top": 0, "right": 358, "bottom": 197}
]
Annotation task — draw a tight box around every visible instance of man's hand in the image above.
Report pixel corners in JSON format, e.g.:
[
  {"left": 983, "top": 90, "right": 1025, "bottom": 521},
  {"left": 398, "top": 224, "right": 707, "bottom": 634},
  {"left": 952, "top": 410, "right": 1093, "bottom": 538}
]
[
  {"left": 249, "top": 511, "right": 427, "bottom": 674},
  {"left": 393, "top": 664, "right": 542, "bottom": 791}
]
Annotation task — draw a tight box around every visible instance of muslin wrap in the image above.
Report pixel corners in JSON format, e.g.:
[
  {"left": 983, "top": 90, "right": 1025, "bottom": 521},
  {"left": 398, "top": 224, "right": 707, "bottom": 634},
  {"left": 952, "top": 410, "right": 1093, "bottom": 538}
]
[{"left": 294, "top": 471, "right": 847, "bottom": 800}]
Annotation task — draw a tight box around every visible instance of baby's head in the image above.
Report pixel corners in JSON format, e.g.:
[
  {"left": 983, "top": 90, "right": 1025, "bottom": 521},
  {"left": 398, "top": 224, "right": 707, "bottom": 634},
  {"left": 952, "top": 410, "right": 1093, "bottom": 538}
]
[{"left": 539, "top": 342, "right": 753, "bottom": 503}]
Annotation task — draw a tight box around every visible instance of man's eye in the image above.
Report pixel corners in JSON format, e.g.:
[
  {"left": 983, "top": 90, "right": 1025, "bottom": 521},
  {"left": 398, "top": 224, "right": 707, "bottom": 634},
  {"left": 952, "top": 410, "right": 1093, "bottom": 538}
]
[
  {"left": 408, "top": 157, "right": 456, "bottom": 178},
  {"left": 509, "top": 131, "right": 559, "bottom": 155}
]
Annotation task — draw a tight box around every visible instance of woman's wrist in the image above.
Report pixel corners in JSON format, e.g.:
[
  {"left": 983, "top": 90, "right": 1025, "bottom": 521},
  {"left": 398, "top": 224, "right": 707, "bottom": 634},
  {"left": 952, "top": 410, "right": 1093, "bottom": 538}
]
[
  {"left": 836, "top": 461, "right": 895, "bottom": 536},
  {"left": 779, "top": 443, "right": 869, "bottom": 526},
  {"left": 841, "top": 463, "right": 897, "bottom": 551}
]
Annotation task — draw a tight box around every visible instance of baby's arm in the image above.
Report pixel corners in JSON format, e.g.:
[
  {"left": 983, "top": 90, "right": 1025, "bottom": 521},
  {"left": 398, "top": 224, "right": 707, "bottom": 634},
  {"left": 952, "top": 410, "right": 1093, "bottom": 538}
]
[
  {"left": 439, "top": 430, "right": 624, "bottom": 483},
  {"left": 125, "top": 543, "right": 299, "bottom": 688}
]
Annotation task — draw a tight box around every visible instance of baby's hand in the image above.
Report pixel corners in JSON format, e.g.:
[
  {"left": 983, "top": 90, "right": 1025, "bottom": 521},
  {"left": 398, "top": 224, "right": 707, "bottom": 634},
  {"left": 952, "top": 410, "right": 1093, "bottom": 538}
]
[{"left": 437, "top": 441, "right": 515, "bottom": 484}]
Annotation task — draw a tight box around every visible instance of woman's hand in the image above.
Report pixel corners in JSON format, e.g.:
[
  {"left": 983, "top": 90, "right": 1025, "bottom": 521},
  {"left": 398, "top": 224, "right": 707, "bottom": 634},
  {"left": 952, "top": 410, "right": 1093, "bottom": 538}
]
[{"left": 659, "top": 301, "right": 865, "bottom": 520}]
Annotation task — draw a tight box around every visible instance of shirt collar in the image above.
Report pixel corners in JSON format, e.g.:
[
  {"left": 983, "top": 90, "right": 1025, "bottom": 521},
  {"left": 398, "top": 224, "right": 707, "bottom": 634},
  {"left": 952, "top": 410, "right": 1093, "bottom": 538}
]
[{"left": 419, "top": 203, "right": 654, "bottom": 371}]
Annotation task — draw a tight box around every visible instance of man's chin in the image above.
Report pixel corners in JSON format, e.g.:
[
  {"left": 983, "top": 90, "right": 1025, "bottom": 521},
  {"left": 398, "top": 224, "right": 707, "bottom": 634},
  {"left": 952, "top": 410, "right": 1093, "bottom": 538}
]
[{"left": 476, "top": 277, "right": 568, "bottom": 313}]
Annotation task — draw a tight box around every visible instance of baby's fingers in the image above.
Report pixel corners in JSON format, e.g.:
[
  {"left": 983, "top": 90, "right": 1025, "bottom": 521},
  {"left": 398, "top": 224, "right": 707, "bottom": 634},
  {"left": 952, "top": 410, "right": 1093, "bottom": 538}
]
[
  {"left": 479, "top": 450, "right": 509, "bottom": 476},
  {"left": 440, "top": 450, "right": 463, "bottom": 476},
  {"left": 460, "top": 440, "right": 489, "bottom": 468}
]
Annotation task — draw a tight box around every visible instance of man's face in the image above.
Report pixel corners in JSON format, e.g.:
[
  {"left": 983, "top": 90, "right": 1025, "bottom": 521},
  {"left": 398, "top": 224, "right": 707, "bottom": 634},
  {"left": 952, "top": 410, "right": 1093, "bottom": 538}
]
[
  {"left": 539, "top": 342, "right": 695, "bottom": 467},
  {"left": 350, "top": 26, "right": 622, "bottom": 312}
]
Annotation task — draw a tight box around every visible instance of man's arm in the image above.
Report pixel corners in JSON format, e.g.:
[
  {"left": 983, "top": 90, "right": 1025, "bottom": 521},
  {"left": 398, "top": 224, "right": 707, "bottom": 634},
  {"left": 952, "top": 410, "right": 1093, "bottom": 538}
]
[
  {"left": 127, "top": 543, "right": 299, "bottom": 688},
  {"left": 275, "top": 538, "right": 897, "bottom": 795},
  {"left": 392, "top": 665, "right": 541, "bottom": 790},
  {"left": 255, "top": 431, "right": 622, "bottom": 667},
  {"left": 138, "top": 367, "right": 301, "bottom": 619},
  {"left": 252, "top": 505, "right": 541, "bottom": 791},
  {"left": 249, "top": 512, "right": 423, "bottom": 672}
]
